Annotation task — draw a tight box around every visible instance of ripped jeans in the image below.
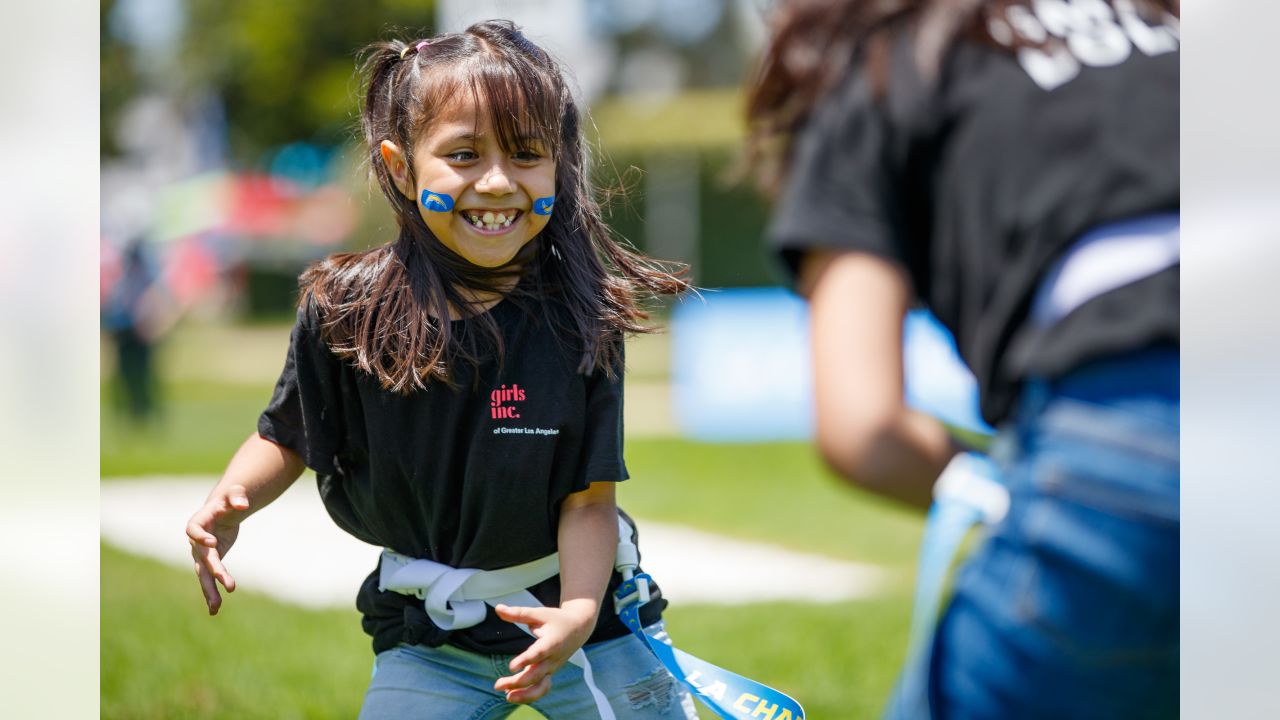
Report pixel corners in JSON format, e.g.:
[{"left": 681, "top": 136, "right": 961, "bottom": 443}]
[{"left": 359, "top": 621, "right": 699, "bottom": 720}]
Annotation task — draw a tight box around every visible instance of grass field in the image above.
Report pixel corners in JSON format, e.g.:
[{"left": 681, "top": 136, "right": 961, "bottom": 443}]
[
  {"left": 103, "top": 545, "right": 910, "bottom": 720},
  {"left": 102, "top": 322, "right": 924, "bottom": 718}
]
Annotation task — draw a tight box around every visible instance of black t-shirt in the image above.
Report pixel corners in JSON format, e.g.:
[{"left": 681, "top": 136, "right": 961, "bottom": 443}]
[
  {"left": 770, "top": 10, "right": 1179, "bottom": 425},
  {"left": 258, "top": 293, "right": 664, "bottom": 655}
]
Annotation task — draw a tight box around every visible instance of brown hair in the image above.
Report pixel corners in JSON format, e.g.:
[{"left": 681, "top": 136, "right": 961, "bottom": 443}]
[
  {"left": 303, "top": 20, "right": 688, "bottom": 394},
  {"left": 745, "top": 0, "right": 1179, "bottom": 197}
]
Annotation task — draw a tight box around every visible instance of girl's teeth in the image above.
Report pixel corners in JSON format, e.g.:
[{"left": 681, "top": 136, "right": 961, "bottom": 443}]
[{"left": 464, "top": 211, "right": 518, "bottom": 231}]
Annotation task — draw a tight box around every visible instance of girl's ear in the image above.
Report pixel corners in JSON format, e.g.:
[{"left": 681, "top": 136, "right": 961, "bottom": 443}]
[{"left": 379, "top": 140, "right": 414, "bottom": 199}]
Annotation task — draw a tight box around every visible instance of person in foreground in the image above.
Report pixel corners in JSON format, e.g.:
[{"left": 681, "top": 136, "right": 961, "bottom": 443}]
[
  {"left": 186, "top": 20, "right": 698, "bottom": 719},
  {"left": 747, "top": 1, "right": 1179, "bottom": 718}
]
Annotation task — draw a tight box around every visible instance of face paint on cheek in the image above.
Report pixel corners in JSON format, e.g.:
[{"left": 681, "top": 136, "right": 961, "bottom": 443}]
[
  {"left": 532, "top": 196, "right": 555, "bottom": 216},
  {"left": 420, "top": 189, "right": 456, "bottom": 212}
]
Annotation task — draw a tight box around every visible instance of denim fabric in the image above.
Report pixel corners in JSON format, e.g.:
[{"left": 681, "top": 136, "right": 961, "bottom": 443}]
[
  {"left": 887, "top": 347, "right": 1179, "bottom": 719},
  {"left": 359, "top": 621, "right": 699, "bottom": 720}
]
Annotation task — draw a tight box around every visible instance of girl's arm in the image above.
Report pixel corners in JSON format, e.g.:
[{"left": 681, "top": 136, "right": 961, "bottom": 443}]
[
  {"left": 493, "top": 481, "right": 618, "bottom": 704},
  {"left": 800, "top": 249, "right": 959, "bottom": 510},
  {"left": 185, "top": 432, "right": 306, "bottom": 615}
]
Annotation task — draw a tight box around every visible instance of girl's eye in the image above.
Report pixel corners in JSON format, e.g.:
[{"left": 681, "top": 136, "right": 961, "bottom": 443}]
[
  {"left": 512, "top": 149, "right": 542, "bottom": 163},
  {"left": 446, "top": 150, "right": 477, "bottom": 162}
]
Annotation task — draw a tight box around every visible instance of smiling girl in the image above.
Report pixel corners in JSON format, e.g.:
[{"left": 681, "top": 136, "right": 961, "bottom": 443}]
[{"left": 185, "top": 20, "right": 696, "bottom": 719}]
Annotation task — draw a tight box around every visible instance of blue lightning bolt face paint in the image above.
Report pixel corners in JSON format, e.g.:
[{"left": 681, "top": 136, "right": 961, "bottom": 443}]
[
  {"left": 420, "top": 189, "right": 456, "bottom": 213},
  {"left": 532, "top": 196, "right": 555, "bottom": 216}
]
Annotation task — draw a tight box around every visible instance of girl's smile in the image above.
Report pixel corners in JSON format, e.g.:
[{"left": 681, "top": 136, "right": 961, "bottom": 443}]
[
  {"left": 459, "top": 208, "right": 525, "bottom": 234},
  {"left": 380, "top": 98, "right": 556, "bottom": 268}
]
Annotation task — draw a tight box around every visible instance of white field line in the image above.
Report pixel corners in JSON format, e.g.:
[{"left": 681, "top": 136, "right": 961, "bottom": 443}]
[{"left": 101, "top": 477, "right": 888, "bottom": 609}]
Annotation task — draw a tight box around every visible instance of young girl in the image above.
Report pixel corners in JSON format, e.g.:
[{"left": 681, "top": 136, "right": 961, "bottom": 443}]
[{"left": 186, "top": 20, "right": 698, "bottom": 719}]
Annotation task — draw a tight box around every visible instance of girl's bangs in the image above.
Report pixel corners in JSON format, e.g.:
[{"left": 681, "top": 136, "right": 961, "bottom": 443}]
[{"left": 466, "top": 54, "right": 563, "bottom": 155}]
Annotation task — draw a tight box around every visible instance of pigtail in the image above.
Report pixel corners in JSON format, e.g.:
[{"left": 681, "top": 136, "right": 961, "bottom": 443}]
[{"left": 358, "top": 41, "right": 421, "bottom": 221}]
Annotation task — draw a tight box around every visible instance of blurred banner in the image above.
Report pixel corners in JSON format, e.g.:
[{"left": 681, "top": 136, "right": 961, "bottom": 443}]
[{"left": 671, "top": 287, "right": 993, "bottom": 441}]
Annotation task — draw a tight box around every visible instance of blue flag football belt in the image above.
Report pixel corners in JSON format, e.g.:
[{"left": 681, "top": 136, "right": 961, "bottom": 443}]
[
  {"left": 613, "top": 572, "right": 806, "bottom": 720},
  {"left": 610, "top": 517, "right": 806, "bottom": 720},
  {"left": 909, "top": 452, "right": 1009, "bottom": 649},
  {"left": 892, "top": 451, "right": 1010, "bottom": 718}
]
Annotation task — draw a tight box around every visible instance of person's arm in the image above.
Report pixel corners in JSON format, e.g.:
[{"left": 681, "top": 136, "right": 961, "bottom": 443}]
[
  {"left": 185, "top": 432, "right": 306, "bottom": 615},
  {"left": 800, "top": 249, "right": 959, "bottom": 510},
  {"left": 493, "top": 481, "right": 618, "bottom": 703}
]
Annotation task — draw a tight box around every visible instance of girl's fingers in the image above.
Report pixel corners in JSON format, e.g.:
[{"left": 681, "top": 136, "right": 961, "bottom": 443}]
[
  {"left": 213, "top": 556, "right": 236, "bottom": 593},
  {"left": 494, "top": 663, "right": 542, "bottom": 692},
  {"left": 187, "top": 486, "right": 249, "bottom": 617},
  {"left": 494, "top": 603, "right": 544, "bottom": 626},
  {"left": 504, "top": 675, "right": 553, "bottom": 704},
  {"left": 193, "top": 542, "right": 236, "bottom": 593},
  {"left": 509, "top": 640, "right": 553, "bottom": 672},
  {"left": 194, "top": 561, "right": 222, "bottom": 615},
  {"left": 186, "top": 514, "right": 219, "bottom": 548}
]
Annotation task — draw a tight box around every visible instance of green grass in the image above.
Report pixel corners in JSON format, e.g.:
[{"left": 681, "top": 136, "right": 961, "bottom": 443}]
[
  {"left": 102, "top": 380, "right": 270, "bottom": 477},
  {"left": 622, "top": 438, "right": 922, "bottom": 567},
  {"left": 103, "top": 544, "right": 907, "bottom": 720},
  {"left": 102, "top": 543, "right": 371, "bottom": 719},
  {"left": 668, "top": 601, "right": 908, "bottom": 719}
]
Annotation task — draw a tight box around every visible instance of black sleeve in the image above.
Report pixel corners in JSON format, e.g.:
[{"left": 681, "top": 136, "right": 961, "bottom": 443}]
[
  {"left": 257, "top": 302, "right": 346, "bottom": 475},
  {"left": 575, "top": 345, "right": 629, "bottom": 490},
  {"left": 768, "top": 66, "right": 909, "bottom": 283}
]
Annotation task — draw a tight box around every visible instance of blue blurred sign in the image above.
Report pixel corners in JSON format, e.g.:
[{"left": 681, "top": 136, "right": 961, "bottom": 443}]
[{"left": 671, "top": 287, "right": 993, "bottom": 441}]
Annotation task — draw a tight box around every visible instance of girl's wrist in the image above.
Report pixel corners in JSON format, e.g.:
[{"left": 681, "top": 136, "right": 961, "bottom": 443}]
[{"left": 559, "top": 597, "right": 601, "bottom": 629}]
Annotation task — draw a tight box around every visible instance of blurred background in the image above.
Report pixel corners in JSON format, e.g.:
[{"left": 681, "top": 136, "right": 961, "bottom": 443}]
[
  {"left": 99, "top": 0, "right": 776, "bottom": 333},
  {"left": 98, "top": 0, "right": 797, "bottom": 436},
  {"left": 98, "top": 1, "right": 932, "bottom": 718},
  {"left": 78, "top": 0, "right": 1280, "bottom": 718}
]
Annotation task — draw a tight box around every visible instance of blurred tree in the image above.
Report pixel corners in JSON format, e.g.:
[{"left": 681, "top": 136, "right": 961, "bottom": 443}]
[
  {"left": 102, "top": 0, "right": 142, "bottom": 158},
  {"left": 176, "top": 0, "right": 440, "bottom": 164}
]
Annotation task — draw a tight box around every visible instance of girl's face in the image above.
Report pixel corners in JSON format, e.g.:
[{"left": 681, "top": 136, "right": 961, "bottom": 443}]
[{"left": 383, "top": 98, "right": 557, "bottom": 268}]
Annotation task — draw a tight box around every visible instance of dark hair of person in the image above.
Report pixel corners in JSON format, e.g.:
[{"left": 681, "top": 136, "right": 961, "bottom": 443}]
[
  {"left": 744, "top": 0, "right": 1180, "bottom": 197},
  {"left": 302, "top": 20, "right": 689, "bottom": 394}
]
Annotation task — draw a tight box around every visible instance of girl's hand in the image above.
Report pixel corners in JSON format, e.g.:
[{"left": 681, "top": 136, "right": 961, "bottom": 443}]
[
  {"left": 492, "top": 599, "right": 599, "bottom": 703},
  {"left": 185, "top": 484, "right": 251, "bottom": 615}
]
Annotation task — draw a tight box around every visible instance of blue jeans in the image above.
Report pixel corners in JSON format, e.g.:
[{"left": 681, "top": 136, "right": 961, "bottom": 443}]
[
  {"left": 888, "top": 347, "right": 1179, "bottom": 719},
  {"left": 359, "top": 622, "right": 699, "bottom": 719}
]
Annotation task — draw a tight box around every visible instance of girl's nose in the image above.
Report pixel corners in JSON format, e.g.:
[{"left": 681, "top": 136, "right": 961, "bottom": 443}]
[{"left": 475, "top": 162, "right": 515, "bottom": 195}]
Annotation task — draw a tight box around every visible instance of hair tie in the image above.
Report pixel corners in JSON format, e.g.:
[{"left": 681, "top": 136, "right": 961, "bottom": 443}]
[{"left": 400, "top": 40, "right": 432, "bottom": 60}]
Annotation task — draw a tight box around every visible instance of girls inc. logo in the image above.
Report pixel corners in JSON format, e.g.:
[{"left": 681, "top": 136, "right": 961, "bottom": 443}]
[{"left": 490, "top": 383, "right": 526, "bottom": 419}]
